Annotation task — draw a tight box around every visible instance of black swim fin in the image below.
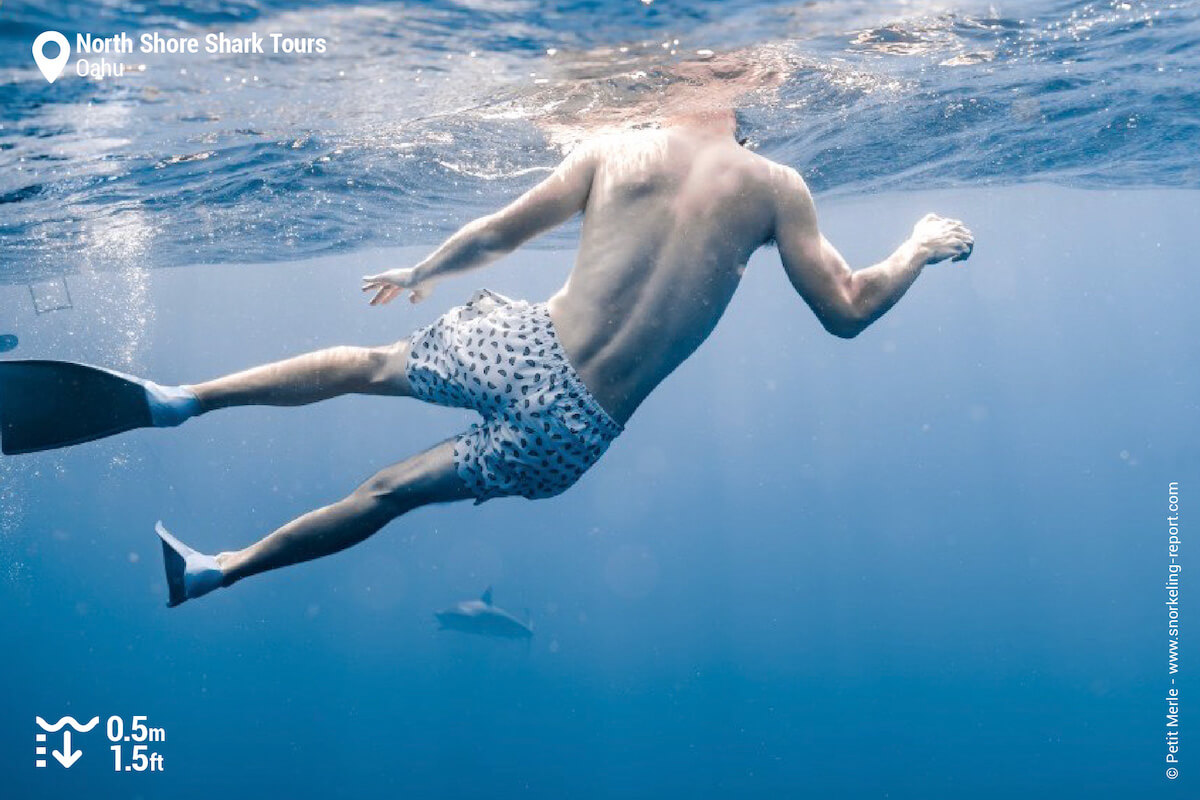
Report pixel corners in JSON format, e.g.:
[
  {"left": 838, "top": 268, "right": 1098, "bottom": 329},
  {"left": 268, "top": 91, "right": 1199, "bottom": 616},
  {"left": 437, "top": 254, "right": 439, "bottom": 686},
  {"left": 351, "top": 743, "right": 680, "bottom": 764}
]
[{"left": 0, "top": 360, "right": 154, "bottom": 455}]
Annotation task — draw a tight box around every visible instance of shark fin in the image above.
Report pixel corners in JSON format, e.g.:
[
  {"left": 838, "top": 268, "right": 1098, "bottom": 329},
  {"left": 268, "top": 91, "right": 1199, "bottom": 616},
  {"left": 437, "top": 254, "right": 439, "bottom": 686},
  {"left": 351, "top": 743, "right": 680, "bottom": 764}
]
[{"left": 481, "top": 586, "right": 493, "bottom": 606}]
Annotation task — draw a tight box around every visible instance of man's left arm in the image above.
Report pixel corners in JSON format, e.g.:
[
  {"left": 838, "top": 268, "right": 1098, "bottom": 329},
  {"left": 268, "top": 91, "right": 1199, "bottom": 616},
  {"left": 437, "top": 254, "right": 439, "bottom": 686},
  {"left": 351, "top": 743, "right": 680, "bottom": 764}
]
[
  {"left": 363, "top": 143, "right": 598, "bottom": 305},
  {"left": 771, "top": 166, "right": 974, "bottom": 338}
]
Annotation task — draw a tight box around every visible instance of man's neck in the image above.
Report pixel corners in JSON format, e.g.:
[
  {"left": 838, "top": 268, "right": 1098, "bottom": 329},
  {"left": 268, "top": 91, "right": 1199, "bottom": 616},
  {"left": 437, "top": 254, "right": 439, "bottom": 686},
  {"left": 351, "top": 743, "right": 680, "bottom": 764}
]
[{"left": 664, "top": 107, "right": 737, "bottom": 139}]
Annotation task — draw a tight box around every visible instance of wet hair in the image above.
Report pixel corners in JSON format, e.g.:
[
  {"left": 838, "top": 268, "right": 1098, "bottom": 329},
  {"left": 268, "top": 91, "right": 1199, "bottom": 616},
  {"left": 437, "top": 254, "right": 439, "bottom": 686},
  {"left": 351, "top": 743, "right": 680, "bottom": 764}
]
[{"left": 734, "top": 108, "right": 749, "bottom": 147}]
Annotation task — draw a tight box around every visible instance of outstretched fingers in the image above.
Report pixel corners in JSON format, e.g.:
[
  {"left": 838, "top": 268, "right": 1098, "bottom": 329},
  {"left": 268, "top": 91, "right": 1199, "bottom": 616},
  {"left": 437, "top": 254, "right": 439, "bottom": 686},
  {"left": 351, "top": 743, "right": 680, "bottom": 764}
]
[
  {"left": 361, "top": 274, "right": 404, "bottom": 305},
  {"left": 361, "top": 270, "right": 429, "bottom": 305},
  {"left": 370, "top": 285, "right": 401, "bottom": 305}
]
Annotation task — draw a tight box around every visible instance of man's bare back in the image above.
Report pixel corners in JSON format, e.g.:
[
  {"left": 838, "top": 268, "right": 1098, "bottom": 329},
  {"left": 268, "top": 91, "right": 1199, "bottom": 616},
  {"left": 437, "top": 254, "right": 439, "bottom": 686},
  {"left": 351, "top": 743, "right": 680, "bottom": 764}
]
[{"left": 550, "top": 121, "right": 778, "bottom": 422}]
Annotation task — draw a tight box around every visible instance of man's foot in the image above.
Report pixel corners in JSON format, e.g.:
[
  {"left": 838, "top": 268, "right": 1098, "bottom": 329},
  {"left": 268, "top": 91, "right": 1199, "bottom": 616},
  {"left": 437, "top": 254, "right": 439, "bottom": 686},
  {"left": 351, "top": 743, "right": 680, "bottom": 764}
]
[
  {"left": 144, "top": 383, "right": 201, "bottom": 428},
  {"left": 156, "top": 521, "right": 224, "bottom": 607}
]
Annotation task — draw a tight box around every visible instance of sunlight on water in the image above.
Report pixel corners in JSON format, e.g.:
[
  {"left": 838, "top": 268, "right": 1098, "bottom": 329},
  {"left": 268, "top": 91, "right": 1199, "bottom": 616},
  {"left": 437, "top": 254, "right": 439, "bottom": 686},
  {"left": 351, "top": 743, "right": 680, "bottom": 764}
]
[
  {"left": 0, "top": 0, "right": 1197, "bottom": 279},
  {"left": 82, "top": 214, "right": 154, "bottom": 364}
]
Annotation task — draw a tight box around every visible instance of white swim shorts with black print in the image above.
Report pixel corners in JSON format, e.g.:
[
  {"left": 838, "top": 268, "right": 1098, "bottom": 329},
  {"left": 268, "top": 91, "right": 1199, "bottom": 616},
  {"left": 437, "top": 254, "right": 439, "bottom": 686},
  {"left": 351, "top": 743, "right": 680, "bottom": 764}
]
[{"left": 405, "top": 289, "right": 624, "bottom": 503}]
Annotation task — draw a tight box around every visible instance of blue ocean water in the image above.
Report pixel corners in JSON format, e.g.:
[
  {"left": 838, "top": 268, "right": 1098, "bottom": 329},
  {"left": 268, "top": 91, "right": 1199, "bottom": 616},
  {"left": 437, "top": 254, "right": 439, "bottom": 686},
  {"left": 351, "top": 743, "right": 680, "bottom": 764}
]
[{"left": 1, "top": 1, "right": 1198, "bottom": 798}]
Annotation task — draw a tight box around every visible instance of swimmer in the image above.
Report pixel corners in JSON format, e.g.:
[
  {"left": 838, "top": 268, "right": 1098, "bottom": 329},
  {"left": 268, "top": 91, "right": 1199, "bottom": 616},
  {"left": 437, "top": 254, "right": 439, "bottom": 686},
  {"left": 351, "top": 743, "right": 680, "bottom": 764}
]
[{"left": 0, "top": 93, "right": 973, "bottom": 607}]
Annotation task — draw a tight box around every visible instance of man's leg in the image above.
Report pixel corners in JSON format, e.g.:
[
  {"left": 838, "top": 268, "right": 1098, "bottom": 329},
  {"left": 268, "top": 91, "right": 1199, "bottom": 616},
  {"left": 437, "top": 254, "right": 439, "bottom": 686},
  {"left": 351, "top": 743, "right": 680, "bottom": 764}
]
[
  {"left": 188, "top": 341, "right": 414, "bottom": 413},
  {"left": 214, "top": 439, "right": 471, "bottom": 588}
]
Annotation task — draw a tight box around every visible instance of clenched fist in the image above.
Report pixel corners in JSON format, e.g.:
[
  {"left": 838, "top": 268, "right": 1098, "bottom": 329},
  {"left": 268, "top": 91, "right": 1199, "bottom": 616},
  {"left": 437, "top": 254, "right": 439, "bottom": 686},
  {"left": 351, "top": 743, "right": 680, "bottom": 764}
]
[{"left": 911, "top": 213, "right": 974, "bottom": 265}]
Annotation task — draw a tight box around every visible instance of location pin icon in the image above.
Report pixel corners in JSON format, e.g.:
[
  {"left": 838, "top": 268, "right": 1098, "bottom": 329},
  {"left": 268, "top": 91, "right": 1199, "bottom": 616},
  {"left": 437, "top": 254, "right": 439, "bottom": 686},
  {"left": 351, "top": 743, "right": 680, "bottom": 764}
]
[{"left": 32, "top": 31, "right": 70, "bottom": 84}]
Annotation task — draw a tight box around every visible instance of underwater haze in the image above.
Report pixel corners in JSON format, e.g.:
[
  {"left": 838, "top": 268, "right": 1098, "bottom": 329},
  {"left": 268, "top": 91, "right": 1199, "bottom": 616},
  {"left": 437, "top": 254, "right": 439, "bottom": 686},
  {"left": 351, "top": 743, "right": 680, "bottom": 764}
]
[{"left": 1, "top": 1, "right": 1198, "bottom": 798}]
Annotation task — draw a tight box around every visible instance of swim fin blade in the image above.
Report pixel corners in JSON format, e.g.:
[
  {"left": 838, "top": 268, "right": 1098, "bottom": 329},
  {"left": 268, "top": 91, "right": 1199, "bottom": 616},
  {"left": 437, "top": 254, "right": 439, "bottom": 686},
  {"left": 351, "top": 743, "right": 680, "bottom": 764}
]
[
  {"left": 0, "top": 360, "right": 154, "bottom": 455},
  {"left": 156, "top": 521, "right": 224, "bottom": 607}
]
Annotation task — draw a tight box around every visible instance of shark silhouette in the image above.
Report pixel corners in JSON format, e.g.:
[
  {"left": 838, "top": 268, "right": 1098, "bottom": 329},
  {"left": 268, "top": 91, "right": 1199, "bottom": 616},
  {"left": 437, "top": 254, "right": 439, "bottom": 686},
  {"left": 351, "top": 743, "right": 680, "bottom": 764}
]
[{"left": 434, "top": 587, "right": 533, "bottom": 640}]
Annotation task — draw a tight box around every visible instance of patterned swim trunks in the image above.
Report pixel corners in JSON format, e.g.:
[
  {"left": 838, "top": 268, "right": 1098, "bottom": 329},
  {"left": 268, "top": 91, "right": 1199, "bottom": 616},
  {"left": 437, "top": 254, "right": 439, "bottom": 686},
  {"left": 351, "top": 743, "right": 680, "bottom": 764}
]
[{"left": 405, "top": 289, "right": 624, "bottom": 503}]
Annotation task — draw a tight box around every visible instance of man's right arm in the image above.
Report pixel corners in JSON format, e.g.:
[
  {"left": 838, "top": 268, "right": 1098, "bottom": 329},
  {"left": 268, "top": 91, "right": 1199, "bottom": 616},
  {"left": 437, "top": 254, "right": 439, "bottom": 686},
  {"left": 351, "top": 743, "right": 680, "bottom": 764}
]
[
  {"left": 770, "top": 167, "right": 973, "bottom": 338},
  {"left": 362, "top": 142, "right": 599, "bottom": 305}
]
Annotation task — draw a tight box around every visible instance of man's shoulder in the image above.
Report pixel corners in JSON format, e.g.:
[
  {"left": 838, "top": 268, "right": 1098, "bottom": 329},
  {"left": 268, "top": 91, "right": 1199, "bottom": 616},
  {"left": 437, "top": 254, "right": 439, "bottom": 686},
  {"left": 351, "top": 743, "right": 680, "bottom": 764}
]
[
  {"left": 750, "top": 152, "right": 804, "bottom": 186},
  {"left": 725, "top": 149, "right": 806, "bottom": 200}
]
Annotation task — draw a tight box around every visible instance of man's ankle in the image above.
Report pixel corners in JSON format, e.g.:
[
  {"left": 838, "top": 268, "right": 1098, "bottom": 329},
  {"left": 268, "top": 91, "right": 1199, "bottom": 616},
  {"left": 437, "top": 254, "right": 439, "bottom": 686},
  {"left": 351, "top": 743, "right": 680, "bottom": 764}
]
[{"left": 215, "top": 551, "right": 240, "bottom": 587}]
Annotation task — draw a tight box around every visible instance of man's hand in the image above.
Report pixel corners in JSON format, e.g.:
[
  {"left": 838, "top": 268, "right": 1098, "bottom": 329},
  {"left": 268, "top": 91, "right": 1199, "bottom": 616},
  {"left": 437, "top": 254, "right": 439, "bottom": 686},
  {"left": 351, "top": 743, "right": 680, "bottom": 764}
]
[
  {"left": 361, "top": 268, "right": 433, "bottom": 306},
  {"left": 911, "top": 213, "right": 974, "bottom": 265}
]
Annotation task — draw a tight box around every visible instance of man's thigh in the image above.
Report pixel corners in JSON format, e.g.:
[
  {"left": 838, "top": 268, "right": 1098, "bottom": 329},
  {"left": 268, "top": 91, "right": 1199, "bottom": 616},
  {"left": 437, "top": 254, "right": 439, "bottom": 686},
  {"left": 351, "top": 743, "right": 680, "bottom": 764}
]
[
  {"left": 364, "top": 339, "right": 413, "bottom": 396},
  {"left": 363, "top": 438, "right": 475, "bottom": 509}
]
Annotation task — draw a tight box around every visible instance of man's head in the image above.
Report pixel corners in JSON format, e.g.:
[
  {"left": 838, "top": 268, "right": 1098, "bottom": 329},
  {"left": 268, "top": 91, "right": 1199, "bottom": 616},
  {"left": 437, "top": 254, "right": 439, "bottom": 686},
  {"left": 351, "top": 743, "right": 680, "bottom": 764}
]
[
  {"left": 653, "top": 49, "right": 786, "bottom": 134},
  {"left": 527, "top": 44, "right": 790, "bottom": 149}
]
